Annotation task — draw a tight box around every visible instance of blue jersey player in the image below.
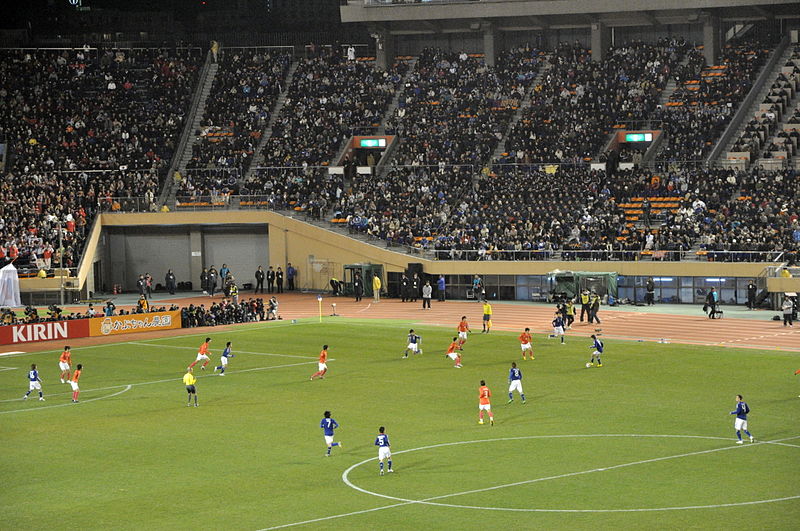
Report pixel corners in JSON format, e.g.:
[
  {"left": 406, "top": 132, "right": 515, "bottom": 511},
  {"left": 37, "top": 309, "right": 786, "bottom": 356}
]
[
  {"left": 213, "top": 341, "right": 235, "bottom": 375},
  {"left": 730, "top": 394, "right": 754, "bottom": 444},
  {"left": 375, "top": 426, "right": 393, "bottom": 475},
  {"left": 549, "top": 312, "right": 565, "bottom": 344},
  {"left": 507, "top": 362, "right": 526, "bottom": 404},
  {"left": 589, "top": 334, "right": 604, "bottom": 367},
  {"left": 23, "top": 363, "right": 44, "bottom": 401},
  {"left": 321, "top": 411, "right": 342, "bottom": 456},
  {"left": 402, "top": 329, "right": 422, "bottom": 358}
]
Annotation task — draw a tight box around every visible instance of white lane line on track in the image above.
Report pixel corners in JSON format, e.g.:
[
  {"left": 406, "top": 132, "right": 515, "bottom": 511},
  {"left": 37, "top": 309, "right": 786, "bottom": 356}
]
[{"left": 0, "top": 385, "right": 132, "bottom": 414}]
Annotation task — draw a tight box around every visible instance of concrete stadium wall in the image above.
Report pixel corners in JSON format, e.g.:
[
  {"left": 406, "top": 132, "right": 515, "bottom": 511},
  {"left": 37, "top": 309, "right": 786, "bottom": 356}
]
[{"left": 91, "top": 212, "right": 773, "bottom": 294}]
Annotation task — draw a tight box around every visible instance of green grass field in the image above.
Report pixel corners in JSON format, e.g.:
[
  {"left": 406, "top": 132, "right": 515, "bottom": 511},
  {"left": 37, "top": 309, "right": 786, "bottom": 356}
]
[{"left": 1, "top": 318, "right": 798, "bottom": 530}]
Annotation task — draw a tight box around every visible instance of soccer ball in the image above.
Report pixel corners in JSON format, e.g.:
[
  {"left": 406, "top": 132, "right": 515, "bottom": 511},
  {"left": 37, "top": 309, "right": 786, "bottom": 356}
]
[{"left": 585, "top": 362, "right": 592, "bottom": 368}]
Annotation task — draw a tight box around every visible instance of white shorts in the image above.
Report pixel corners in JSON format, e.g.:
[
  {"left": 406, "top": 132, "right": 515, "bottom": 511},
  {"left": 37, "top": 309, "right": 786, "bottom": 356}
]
[
  {"left": 734, "top": 418, "right": 748, "bottom": 431},
  {"left": 59, "top": 361, "right": 70, "bottom": 371},
  {"left": 406, "top": 343, "right": 419, "bottom": 352},
  {"left": 318, "top": 362, "right": 328, "bottom": 371},
  {"left": 221, "top": 357, "right": 228, "bottom": 367},
  {"left": 552, "top": 327, "right": 564, "bottom": 336},
  {"left": 458, "top": 331, "right": 468, "bottom": 340},
  {"left": 479, "top": 403, "right": 492, "bottom": 411},
  {"left": 29, "top": 381, "right": 42, "bottom": 391},
  {"left": 69, "top": 381, "right": 79, "bottom": 391},
  {"left": 509, "top": 380, "right": 523, "bottom": 393},
  {"left": 447, "top": 353, "right": 458, "bottom": 360},
  {"left": 324, "top": 435, "right": 335, "bottom": 445},
  {"left": 520, "top": 343, "right": 531, "bottom": 351},
  {"left": 378, "top": 447, "right": 392, "bottom": 460},
  {"left": 196, "top": 354, "right": 210, "bottom": 362},
  {"left": 592, "top": 350, "right": 602, "bottom": 357}
]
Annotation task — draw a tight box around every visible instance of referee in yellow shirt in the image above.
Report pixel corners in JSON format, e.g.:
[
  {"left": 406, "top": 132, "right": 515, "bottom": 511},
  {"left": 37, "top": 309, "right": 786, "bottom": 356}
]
[
  {"left": 183, "top": 368, "right": 198, "bottom": 407},
  {"left": 481, "top": 301, "right": 493, "bottom": 333}
]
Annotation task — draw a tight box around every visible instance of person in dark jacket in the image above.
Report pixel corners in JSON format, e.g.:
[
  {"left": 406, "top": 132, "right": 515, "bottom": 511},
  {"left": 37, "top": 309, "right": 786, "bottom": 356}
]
[
  {"left": 411, "top": 273, "right": 420, "bottom": 303},
  {"left": 354, "top": 273, "right": 364, "bottom": 302},
  {"left": 208, "top": 266, "right": 218, "bottom": 297},
  {"left": 267, "top": 266, "right": 276, "bottom": 293},
  {"left": 255, "top": 266, "right": 265, "bottom": 294},
  {"left": 276, "top": 267, "right": 284, "bottom": 293},
  {"left": 747, "top": 280, "right": 757, "bottom": 310},
  {"left": 165, "top": 270, "right": 176, "bottom": 295},
  {"left": 400, "top": 274, "right": 410, "bottom": 302},
  {"left": 200, "top": 268, "right": 209, "bottom": 295},
  {"left": 645, "top": 278, "right": 655, "bottom": 306}
]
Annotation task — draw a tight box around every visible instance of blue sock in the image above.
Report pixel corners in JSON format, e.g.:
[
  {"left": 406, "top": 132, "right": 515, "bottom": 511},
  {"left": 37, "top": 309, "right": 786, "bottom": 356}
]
[
  {"left": 380, "top": 462, "right": 384, "bottom": 471},
  {"left": 331, "top": 442, "right": 340, "bottom": 447},
  {"left": 388, "top": 460, "right": 392, "bottom": 469},
  {"left": 220, "top": 367, "right": 225, "bottom": 374},
  {"left": 508, "top": 392, "right": 513, "bottom": 400},
  {"left": 744, "top": 430, "right": 752, "bottom": 437},
  {"left": 521, "top": 394, "right": 526, "bottom": 401},
  {"left": 736, "top": 430, "right": 742, "bottom": 440},
  {"left": 38, "top": 391, "right": 43, "bottom": 398},
  {"left": 24, "top": 391, "right": 31, "bottom": 396},
  {"left": 327, "top": 446, "right": 331, "bottom": 455}
]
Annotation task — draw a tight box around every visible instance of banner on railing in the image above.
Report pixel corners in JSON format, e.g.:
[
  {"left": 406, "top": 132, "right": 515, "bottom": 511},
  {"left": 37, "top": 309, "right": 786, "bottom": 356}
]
[
  {"left": 88, "top": 310, "right": 181, "bottom": 337},
  {"left": 0, "top": 319, "right": 90, "bottom": 345}
]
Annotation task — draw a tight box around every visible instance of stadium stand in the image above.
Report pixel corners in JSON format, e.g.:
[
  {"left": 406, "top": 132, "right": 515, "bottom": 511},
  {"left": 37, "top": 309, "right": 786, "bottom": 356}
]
[
  {"left": 654, "top": 41, "right": 770, "bottom": 166},
  {"left": 181, "top": 49, "right": 292, "bottom": 197},
  {"left": 0, "top": 47, "right": 202, "bottom": 271}
]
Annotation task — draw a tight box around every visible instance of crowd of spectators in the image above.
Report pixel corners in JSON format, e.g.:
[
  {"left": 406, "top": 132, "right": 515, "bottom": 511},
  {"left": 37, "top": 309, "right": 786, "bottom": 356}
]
[
  {"left": 501, "top": 39, "right": 687, "bottom": 164},
  {"left": 385, "top": 46, "right": 540, "bottom": 165},
  {"left": 258, "top": 50, "right": 406, "bottom": 169},
  {"left": 181, "top": 49, "right": 292, "bottom": 197},
  {"left": 654, "top": 42, "right": 769, "bottom": 165},
  {"left": 0, "top": 47, "right": 201, "bottom": 271}
]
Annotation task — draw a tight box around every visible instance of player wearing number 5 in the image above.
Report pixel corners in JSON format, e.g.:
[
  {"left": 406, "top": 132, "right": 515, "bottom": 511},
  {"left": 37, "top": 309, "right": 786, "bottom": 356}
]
[
  {"left": 375, "top": 426, "right": 393, "bottom": 475},
  {"left": 730, "top": 395, "right": 754, "bottom": 444}
]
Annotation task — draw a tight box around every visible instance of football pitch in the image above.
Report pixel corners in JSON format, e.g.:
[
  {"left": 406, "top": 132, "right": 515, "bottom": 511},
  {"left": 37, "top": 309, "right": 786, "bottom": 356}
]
[{"left": 1, "top": 318, "right": 798, "bottom": 530}]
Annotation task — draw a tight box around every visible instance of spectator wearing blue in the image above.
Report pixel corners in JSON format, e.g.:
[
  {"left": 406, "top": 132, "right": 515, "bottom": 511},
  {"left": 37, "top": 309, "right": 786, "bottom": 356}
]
[{"left": 437, "top": 275, "right": 446, "bottom": 302}]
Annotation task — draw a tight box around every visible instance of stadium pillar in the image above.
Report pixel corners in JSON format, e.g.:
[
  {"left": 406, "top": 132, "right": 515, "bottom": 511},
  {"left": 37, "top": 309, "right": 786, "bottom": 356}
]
[
  {"left": 703, "top": 15, "right": 721, "bottom": 66},
  {"left": 591, "top": 22, "right": 611, "bottom": 62},
  {"left": 483, "top": 24, "right": 498, "bottom": 67},
  {"left": 375, "top": 28, "right": 395, "bottom": 71},
  {"left": 189, "top": 229, "right": 203, "bottom": 291}
]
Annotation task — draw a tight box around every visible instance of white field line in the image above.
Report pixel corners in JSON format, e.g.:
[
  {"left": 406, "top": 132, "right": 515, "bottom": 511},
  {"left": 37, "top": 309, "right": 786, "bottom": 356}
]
[
  {"left": 126, "top": 342, "right": 317, "bottom": 360},
  {"left": 0, "top": 351, "right": 25, "bottom": 356},
  {"left": 0, "top": 385, "right": 132, "bottom": 414},
  {"left": 0, "top": 366, "right": 18, "bottom": 372},
  {"left": 0, "top": 360, "right": 323, "bottom": 404},
  {"left": 259, "top": 433, "right": 800, "bottom": 529}
]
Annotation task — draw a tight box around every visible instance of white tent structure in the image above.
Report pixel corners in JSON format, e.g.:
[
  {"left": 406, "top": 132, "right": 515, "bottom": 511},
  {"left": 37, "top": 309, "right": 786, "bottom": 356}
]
[{"left": 0, "top": 263, "right": 22, "bottom": 308}]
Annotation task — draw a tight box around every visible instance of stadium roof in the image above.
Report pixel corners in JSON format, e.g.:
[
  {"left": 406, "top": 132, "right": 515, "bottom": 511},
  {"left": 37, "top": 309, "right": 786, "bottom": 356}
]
[{"left": 341, "top": 0, "right": 800, "bottom": 34}]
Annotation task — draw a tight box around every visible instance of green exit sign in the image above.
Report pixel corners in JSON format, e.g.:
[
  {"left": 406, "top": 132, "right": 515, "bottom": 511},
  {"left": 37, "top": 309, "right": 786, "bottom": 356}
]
[
  {"left": 625, "top": 133, "right": 653, "bottom": 142},
  {"left": 359, "top": 138, "right": 386, "bottom": 148}
]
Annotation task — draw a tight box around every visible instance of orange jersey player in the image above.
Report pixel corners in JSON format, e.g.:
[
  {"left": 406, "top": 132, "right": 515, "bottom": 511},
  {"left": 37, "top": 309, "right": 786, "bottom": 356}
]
[
  {"left": 59, "top": 346, "right": 72, "bottom": 383},
  {"left": 70, "top": 364, "right": 83, "bottom": 403},
  {"left": 188, "top": 338, "right": 212, "bottom": 370},
  {"left": 478, "top": 380, "right": 494, "bottom": 425},
  {"left": 310, "top": 345, "right": 329, "bottom": 380},
  {"left": 519, "top": 327, "right": 533, "bottom": 360},
  {"left": 444, "top": 337, "right": 462, "bottom": 368},
  {"left": 457, "top": 316, "right": 471, "bottom": 345}
]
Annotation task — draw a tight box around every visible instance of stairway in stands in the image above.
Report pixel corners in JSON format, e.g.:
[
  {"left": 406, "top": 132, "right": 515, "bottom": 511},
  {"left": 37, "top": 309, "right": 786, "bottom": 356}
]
[
  {"left": 490, "top": 58, "right": 551, "bottom": 164},
  {"left": 159, "top": 56, "right": 218, "bottom": 207},
  {"left": 721, "top": 43, "right": 796, "bottom": 162},
  {"left": 241, "top": 59, "right": 301, "bottom": 185},
  {"left": 377, "top": 57, "right": 417, "bottom": 135}
]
